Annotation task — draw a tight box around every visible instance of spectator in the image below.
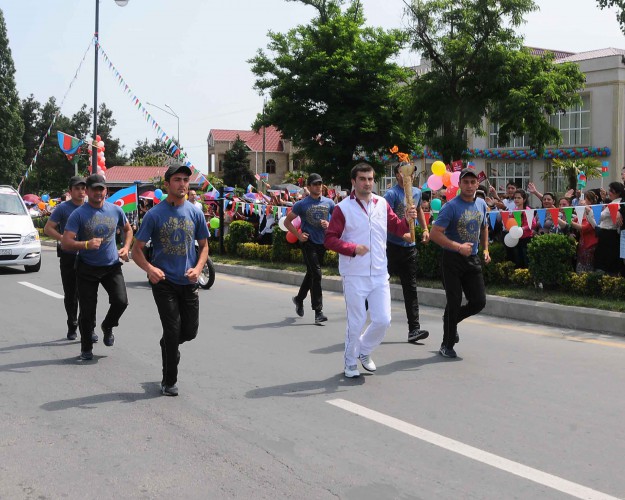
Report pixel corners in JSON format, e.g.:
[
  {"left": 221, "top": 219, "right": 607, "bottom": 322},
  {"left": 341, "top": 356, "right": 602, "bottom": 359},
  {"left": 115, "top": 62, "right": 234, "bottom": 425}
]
[
  {"left": 539, "top": 192, "right": 569, "bottom": 235},
  {"left": 571, "top": 191, "right": 598, "bottom": 272},
  {"left": 595, "top": 182, "right": 624, "bottom": 275},
  {"left": 510, "top": 189, "right": 537, "bottom": 268},
  {"left": 490, "top": 180, "right": 517, "bottom": 211}
]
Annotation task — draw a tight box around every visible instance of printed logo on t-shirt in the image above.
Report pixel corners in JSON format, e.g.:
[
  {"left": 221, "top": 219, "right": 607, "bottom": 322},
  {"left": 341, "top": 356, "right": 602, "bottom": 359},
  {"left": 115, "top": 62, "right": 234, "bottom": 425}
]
[
  {"left": 85, "top": 214, "right": 117, "bottom": 243},
  {"left": 159, "top": 216, "right": 195, "bottom": 256},
  {"left": 458, "top": 208, "right": 483, "bottom": 243},
  {"left": 305, "top": 204, "right": 330, "bottom": 228}
]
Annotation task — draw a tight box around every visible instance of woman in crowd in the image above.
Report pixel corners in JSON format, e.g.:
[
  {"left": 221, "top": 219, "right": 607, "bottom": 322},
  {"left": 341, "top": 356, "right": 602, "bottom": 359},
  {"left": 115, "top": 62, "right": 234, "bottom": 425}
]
[
  {"left": 510, "top": 189, "right": 537, "bottom": 268},
  {"left": 570, "top": 191, "right": 599, "bottom": 272},
  {"left": 594, "top": 182, "right": 624, "bottom": 275},
  {"left": 539, "top": 192, "right": 569, "bottom": 235}
]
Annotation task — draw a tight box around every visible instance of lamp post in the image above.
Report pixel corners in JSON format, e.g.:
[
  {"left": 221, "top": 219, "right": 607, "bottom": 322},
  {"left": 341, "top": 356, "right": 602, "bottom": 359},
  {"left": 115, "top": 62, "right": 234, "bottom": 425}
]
[
  {"left": 146, "top": 102, "right": 180, "bottom": 145},
  {"left": 93, "top": 0, "right": 129, "bottom": 174}
]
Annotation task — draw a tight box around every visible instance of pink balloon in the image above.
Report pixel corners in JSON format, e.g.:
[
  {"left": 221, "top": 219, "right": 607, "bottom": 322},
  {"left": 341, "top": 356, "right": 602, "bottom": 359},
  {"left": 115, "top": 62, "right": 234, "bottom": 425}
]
[
  {"left": 427, "top": 174, "right": 443, "bottom": 191},
  {"left": 286, "top": 231, "right": 299, "bottom": 244},
  {"left": 451, "top": 171, "right": 460, "bottom": 187},
  {"left": 292, "top": 216, "right": 301, "bottom": 229}
]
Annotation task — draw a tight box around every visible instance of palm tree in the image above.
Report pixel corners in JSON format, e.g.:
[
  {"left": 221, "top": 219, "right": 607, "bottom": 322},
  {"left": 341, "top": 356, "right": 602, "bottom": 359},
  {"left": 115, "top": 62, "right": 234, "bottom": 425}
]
[{"left": 542, "top": 158, "right": 602, "bottom": 191}]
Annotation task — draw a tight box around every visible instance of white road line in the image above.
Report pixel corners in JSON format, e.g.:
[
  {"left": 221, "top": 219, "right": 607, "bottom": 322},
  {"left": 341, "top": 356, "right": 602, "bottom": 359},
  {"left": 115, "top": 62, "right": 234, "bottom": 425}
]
[
  {"left": 18, "top": 281, "right": 64, "bottom": 299},
  {"left": 327, "top": 398, "right": 619, "bottom": 500}
]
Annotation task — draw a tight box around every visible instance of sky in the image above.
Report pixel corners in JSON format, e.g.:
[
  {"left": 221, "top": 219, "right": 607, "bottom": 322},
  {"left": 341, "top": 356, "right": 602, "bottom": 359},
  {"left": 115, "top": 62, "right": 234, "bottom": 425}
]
[{"left": 2, "top": 0, "right": 625, "bottom": 174}]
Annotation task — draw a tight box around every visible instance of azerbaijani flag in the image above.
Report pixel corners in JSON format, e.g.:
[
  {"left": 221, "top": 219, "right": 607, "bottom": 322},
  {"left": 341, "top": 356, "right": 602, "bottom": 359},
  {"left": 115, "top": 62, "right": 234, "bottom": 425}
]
[
  {"left": 57, "top": 131, "right": 83, "bottom": 155},
  {"left": 107, "top": 185, "right": 137, "bottom": 213}
]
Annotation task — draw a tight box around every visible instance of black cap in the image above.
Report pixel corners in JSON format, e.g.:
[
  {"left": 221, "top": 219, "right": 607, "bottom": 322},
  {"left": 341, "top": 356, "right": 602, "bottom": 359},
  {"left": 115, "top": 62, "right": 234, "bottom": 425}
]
[
  {"left": 165, "top": 164, "right": 192, "bottom": 181},
  {"left": 86, "top": 174, "right": 106, "bottom": 188},
  {"left": 307, "top": 173, "right": 323, "bottom": 185},
  {"left": 69, "top": 175, "right": 86, "bottom": 188},
  {"left": 459, "top": 168, "right": 478, "bottom": 180}
]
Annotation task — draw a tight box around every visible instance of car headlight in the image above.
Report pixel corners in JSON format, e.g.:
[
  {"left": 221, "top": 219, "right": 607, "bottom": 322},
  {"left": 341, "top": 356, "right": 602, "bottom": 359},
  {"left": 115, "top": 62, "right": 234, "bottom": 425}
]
[{"left": 23, "top": 231, "right": 40, "bottom": 244}]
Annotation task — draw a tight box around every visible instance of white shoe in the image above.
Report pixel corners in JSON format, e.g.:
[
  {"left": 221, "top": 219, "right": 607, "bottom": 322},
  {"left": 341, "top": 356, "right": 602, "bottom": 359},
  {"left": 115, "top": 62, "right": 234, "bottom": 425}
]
[
  {"left": 359, "top": 354, "right": 376, "bottom": 372},
  {"left": 344, "top": 365, "right": 360, "bottom": 378}
]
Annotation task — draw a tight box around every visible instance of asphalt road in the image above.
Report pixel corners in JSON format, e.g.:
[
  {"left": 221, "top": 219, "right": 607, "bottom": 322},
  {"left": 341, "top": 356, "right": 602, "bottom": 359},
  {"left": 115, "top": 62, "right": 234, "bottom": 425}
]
[{"left": 1, "top": 246, "right": 624, "bottom": 500}]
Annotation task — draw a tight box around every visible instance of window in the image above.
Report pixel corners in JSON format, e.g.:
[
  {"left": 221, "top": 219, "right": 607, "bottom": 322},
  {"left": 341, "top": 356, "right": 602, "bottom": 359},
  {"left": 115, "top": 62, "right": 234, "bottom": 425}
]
[
  {"left": 543, "top": 161, "right": 568, "bottom": 193},
  {"left": 486, "top": 162, "right": 530, "bottom": 192},
  {"left": 549, "top": 94, "right": 590, "bottom": 146},
  {"left": 218, "top": 159, "right": 223, "bottom": 172},
  {"left": 379, "top": 164, "right": 396, "bottom": 196},
  {"left": 488, "top": 123, "right": 529, "bottom": 149},
  {"left": 265, "top": 159, "right": 276, "bottom": 174}
]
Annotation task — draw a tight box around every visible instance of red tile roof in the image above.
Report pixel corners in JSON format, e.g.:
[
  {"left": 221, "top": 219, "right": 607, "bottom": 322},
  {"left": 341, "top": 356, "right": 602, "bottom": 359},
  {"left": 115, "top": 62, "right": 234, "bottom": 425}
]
[
  {"left": 104, "top": 166, "right": 203, "bottom": 184},
  {"left": 209, "top": 126, "right": 284, "bottom": 152}
]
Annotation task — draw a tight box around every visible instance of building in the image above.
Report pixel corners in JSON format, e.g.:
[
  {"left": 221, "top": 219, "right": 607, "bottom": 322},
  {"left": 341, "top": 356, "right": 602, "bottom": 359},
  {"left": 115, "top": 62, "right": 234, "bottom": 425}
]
[
  {"left": 103, "top": 166, "right": 204, "bottom": 195},
  {"left": 206, "top": 126, "right": 298, "bottom": 186}
]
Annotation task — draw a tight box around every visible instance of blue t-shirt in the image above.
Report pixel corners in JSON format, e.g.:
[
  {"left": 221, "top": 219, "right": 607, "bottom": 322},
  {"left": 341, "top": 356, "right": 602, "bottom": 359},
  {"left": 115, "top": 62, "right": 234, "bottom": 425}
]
[
  {"left": 65, "top": 201, "right": 128, "bottom": 266},
  {"left": 135, "top": 200, "right": 210, "bottom": 285},
  {"left": 49, "top": 200, "right": 82, "bottom": 255},
  {"left": 384, "top": 184, "right": 422, "bottom": 247},
  {"left": 291, "top": 195, "right": 335, "bottom": 244},
  {"left": 433, "top": 196, "right": 488, "bottom": 255}
]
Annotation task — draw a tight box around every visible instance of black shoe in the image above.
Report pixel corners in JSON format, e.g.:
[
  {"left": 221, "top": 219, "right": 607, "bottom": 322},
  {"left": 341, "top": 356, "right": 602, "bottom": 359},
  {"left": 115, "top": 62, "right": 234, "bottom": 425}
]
[
  {"left": 292, "top": 296, "right": 304, "bottom": 317},
  {"left": 67, "top": 330, "right": 77, "bottom": 341},
  {"left": 161, "top": 384, "right": 179, "bottom": 396},
  {"left": 314, "top": 311, "right": 328, "bottom": 324},
  {"left": 102, "top": 323, "right": 114, "bottom": 347},
  {"left": 91, "top": 332, "right": 99, "bottom": 343},
  {"left": 408, "top": 329, "right": 429, "bottom": 343},
  {"left": 80, "top": 350, "right": 93, "bottom": 361},
  {"left": 439, "top": 344, "right": 457, "bottom": 358},
  {"left": 455, "top": 332, "right": 460, "bottom": 343}
]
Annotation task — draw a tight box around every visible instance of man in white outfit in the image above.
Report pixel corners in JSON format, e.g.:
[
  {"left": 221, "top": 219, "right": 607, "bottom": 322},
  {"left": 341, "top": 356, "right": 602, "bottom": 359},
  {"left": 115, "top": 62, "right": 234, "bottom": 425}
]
[{"left": 325, "top": 163, "right": 418, "bottom": 378}]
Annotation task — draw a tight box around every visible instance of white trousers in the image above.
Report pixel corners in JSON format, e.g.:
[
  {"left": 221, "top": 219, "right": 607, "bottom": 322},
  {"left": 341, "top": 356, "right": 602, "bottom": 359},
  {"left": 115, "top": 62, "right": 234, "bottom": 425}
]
[{"left": 342, "top": 274, "right": 391, "bottom": 367}]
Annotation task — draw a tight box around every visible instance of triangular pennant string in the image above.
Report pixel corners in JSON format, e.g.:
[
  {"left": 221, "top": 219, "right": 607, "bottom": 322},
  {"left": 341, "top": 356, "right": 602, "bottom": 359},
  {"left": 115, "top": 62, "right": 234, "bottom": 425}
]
[{"left": 537, "top": 208, "right": 546, "bottom": 228}]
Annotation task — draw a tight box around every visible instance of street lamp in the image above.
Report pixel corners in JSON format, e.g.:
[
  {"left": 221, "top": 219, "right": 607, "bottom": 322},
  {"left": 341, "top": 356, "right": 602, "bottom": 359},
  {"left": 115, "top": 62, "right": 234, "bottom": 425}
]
[
  {"left": 146, "top": 102, "right": 180, "bottom": 144},
  {"left": 92, "top": 0, "right": 129, "bottom": 173}
]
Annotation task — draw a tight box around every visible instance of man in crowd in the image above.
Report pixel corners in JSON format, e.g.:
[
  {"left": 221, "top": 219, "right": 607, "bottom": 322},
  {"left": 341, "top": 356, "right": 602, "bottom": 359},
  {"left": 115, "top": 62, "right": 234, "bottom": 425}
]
[
  {"left": 188, "top": 189, "right": 203, "bottom": 211},
  {"left": 44, "top": 176, "right": 95, "bottom": 342},
  {"left": 132, "top": 165, "right": 209, "bottom": 397},
  {"left": 325, "top": 163, "right": 417, "bottom": 378},
  {"left": 285, "top": 173, "right": 335, "bottom": 324},
  {"left": 430, "top": 168, "right": 491, "bottom": 359},
  {"left": 384, "top": 163, "right": 430, "bottom": 344},
  {"left": 62, "top": 174, "right": 132, "bottom": 361},
  {"left": 489, "top": 180, "right": 517, "bottom": 211}
]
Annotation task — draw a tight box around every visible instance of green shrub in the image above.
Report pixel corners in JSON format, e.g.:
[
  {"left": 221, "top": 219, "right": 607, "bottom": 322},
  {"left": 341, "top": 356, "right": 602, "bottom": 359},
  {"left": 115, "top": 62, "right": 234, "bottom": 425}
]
[
  {"left": 566, "top": 271, "right": 586, "bottom": 295},
  {"left": 599, "top": 275, "right": 625, "bottom": 300},
  {"left": 290, "top": 248, "right": 303, "bottom": 262},
  {"left": 510, "top": 268, "right": 533, "bottom": 287},
  {"left": 484, "top": 261, "right": 515, "bottom": 285},
  {"left": 487, "top": 241, "right": 506, "bottom": 264},
  {"left": 271, "top": 229, "right": 292, "bottom": 262},
  {"left": 238, "top": 243, "right": 272, "bottom": 261},
  {"left": 527, "top": 234, "right": 576, "bottom": 288},
  {"left": 324, "top": 250, "right": 338, "bottom": 268},
  {"left": 208, "top": 239, "right": 220, "bottom": 255},
  {"left": 414, "top": 228, "right": 442, "bottom": 279},
  {"left": 226, "top": 221, "right": 255, "bottom": 255},
  {"left": 32, "top": 216, "right": 49, "bottom": 229}
]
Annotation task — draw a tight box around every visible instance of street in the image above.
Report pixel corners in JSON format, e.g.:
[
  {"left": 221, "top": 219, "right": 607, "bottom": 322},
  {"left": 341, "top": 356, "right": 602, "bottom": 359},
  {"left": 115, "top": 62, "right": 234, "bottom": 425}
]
[{"left": 0, "top": 246, "right": 624, "bottom": 499}]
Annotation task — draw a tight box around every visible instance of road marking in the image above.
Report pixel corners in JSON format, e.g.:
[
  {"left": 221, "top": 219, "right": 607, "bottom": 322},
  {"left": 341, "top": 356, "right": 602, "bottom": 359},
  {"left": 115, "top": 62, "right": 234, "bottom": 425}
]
[
  {"left": 327, "top": 398, "right": 619, "bottom": 500},
  {"left": 18, "top": 281, "right": 63, "bottom": 299}
]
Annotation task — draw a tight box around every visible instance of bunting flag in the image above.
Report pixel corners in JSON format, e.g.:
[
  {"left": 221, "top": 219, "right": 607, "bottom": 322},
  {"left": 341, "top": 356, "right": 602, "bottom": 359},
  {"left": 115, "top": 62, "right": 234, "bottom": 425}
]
[
  {"left": 423, "top": 212, "right": 431, "bottom": 226},
  {"left": 488, "top": 211, "right": 498, "bottom": 230},
  {"left": 547, "top": 208, "right": 559, "bottom": 224},
  {"left": 513, "top": 211, "right": 522, "bottom": 226},
  {"left": 107, "top": 185, "right": 137, "bottom": 213},
  {"left": 591, "top": 204, "right": 603, "bottom": 224},
  {"left": 500, "top": 211, "right": 510, "bottom": 227},
  {"left": 536, "top": 208, "right": 546, "bottom": 228},
  {"left": 524, "top": 209, "right": 535, "bottom": 225},
  {"left": 608, "top": 202, "right": 620, "bottom": 224},
  {"left": 574, "top": 206, "right": 586, "bottom": 222},
  {"left": 563, "top": 207, "right": 574, "bottom": 224},
  {"left": 57, "top": 131, "right": 83, "bottom": 155}
]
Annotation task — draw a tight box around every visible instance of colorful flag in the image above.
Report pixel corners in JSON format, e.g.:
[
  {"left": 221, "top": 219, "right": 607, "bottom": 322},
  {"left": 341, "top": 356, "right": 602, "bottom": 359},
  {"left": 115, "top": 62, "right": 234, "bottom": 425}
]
[
  {"left": 57, "top": 131, "right": 83, "bottom": 155},
  {"left": 246, "top": 184, "right": 254, "bottom": 193},
  {"left": 451, "top": 160, "right": 463, "bottom": 172},
  {"left": 107, "top": 185, "right": 137, "bottom": 213},
  {"left": 476, "top": 171, "right": 487, "bottom": 184},
  {"left": 602, "top": 161, "right": 609, "bottom": 178}
]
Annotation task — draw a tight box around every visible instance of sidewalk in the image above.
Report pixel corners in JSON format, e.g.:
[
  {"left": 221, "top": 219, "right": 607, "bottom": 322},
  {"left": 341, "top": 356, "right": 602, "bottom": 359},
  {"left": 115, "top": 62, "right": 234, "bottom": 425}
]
[{"left": 213, "top": 263, "right": 625, "bottom": 337}]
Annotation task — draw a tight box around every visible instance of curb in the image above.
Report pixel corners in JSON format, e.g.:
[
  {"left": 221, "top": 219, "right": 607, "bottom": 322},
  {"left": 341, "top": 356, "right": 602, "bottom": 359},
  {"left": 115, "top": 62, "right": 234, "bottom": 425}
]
[{"left": 213, "top": 263, "right": 625, "bottom": 337}]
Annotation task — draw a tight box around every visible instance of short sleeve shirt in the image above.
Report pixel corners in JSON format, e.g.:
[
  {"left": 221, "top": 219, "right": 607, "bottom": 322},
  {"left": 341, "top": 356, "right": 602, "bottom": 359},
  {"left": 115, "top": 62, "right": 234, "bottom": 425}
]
[
  {"left": 135, "top": 200, "right": 210, "bottom": 285},
  {"left": 433, "top": 196, "right": 488, "bottom": 255},
  {"left": 292, "top": 196, "right": 335, "bottom": 244},
  {"left": 65, "top": 202, "right": 128, "bottom": 266},
  {"left": 49, "top": 200, "right": 81, "bottom": 254},
  {"left": 384, "top": 184, "right": 422, "bottom": 247}
]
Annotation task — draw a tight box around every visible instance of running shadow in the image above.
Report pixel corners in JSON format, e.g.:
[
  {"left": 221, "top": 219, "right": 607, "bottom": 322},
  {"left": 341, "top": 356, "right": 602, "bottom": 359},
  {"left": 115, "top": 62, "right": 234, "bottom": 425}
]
[
  {"left": 375, "top": 353, "right": 461, "bottom": 375},
  {"left": 245, "top": 373, "right": 365, "bottom": 399},
  {"left": 40, "top": 382, "right": 162, "bottom": 411},
  {"left": 310, "top": 343, "right": 344, "bottom": 355},
  {"left": 0, "top": 339, "right": 76, "bottom": 353},
  {"left": 0, "top": 355, "right": 106, "bottom": 373},
  {"left": 232, "top": 317, "right": 301, "bottom": 331}
]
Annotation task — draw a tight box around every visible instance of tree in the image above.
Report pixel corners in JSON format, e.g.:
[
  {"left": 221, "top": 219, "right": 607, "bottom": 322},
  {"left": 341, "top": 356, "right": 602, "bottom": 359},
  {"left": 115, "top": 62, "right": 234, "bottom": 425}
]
[
  {"left": 222, "top": 137, "right": 255, "bottom": 188},
  {"left": 597, "top": 0, "right": 625, "bottom": 33},
  {"left": 249, "top": 0, "right": 414, "bottom": 185},
  {"left": 544, "top": 158, "right": 602, "bottom": 191},
  {"left": 405, "top": 0, "right": 586, "bottom": 163},
  {"left": 128, "top": 138, "right": 170, "bottom": 165},
  {"left": 0, "top": 8, "right": 25, "bottom": 186}
]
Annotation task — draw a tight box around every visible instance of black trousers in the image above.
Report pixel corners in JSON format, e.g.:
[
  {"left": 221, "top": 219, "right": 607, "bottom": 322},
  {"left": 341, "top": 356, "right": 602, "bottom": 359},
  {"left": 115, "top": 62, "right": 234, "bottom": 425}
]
[
  {"left": 76, "top": 261, "right": 128, "bottom": 352},
  {"left": 441, "top": 251, "right": 486, "bottom": 348},
  {"left": 59, "top": 253, "right": 79, "bottom": 333},
  {"left": 296, "top": 241, "right": 326, "bottom": 312},
  {"left": 387, "top": 243, "right": 421, "bottom": 331},
  {"left": 151, "top": 280, "right": 200, "bottom": 386}
]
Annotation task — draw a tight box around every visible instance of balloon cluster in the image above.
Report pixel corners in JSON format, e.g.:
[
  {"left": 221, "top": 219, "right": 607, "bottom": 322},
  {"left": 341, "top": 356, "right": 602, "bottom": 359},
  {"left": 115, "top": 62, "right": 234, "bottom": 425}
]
[
  {"left": 153, "top": 189, "right": 167, "bottom": 204},
  {"left": 88, "top": 135, "right": 107, "bottom": 176},
  {"left": 503, "top": 218, "right": 524, "bottom": 247},
  {"left": 426, "top": 161, "right": 460, "bottom": 202},
  {"left": 278, "top": 215, "right": 301, "bottom": 243}
]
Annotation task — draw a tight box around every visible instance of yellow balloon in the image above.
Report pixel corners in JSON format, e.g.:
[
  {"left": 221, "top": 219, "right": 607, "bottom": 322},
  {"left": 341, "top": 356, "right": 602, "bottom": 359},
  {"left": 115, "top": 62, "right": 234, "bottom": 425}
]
[
  {"left": 431, "top": 161, "right": 446, "bottom": 177},
  {"left": 49, "top": 200, "right": 56, "bottom": 207}
]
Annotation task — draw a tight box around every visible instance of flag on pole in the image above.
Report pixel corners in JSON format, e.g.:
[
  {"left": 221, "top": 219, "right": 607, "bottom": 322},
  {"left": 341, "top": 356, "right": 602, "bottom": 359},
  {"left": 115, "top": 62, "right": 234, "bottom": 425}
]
[
  {"left": 107, "top": 185, "right": 137, "bottom": 213},
  {"left": 602, "top": 161, "right": 609, "bottom": 178},
  {"left": 57, "top": 131, "right": 83, "bottom": 155}
]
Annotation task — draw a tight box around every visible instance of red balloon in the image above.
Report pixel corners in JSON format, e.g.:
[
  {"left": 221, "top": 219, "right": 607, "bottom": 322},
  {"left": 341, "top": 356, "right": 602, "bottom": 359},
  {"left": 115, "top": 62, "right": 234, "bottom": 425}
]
[
  {"left": 95, "top": 135, "right": 101, "bottom": 142},
  {"left": 286, "top": 231, "right": 299, "bottom": 244},
  {"left": 445, "top": 185, "right": 459, "bottom": 200}
]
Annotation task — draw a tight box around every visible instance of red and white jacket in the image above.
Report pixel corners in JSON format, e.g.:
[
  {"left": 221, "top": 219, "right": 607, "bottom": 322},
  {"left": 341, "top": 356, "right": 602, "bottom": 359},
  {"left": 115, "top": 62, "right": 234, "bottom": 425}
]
[{"left": 324, "top": 192, "right": 409, "bottom": 277}]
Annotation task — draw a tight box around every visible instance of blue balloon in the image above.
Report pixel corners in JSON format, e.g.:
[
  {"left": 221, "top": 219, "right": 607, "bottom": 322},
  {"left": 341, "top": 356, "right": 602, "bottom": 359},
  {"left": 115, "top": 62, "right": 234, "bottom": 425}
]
[
  {"left": 154, "top": 189, "right": 163, "bottom": 199},
  {"left": 41, "top": 194, "right": 50, "bottom": 202}
]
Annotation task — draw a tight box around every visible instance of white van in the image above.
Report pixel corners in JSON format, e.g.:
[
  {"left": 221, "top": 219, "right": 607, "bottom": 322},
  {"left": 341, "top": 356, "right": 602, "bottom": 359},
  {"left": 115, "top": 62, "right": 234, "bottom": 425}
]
[{"left": 0, "top": 185, "right": 41, "bottom": 272}]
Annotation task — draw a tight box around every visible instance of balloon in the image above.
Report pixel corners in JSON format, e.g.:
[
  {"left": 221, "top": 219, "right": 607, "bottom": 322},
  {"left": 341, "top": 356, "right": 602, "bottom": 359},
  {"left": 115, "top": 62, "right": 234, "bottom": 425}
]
[
  {"left": 286, "top": 231, "right": 299, "bottom": 244},
  {"left": 431, "top": 198, "right": 442, "bottom": 211},
  {"left": 427, "top": 174, "right": 443, "bottom": 191},
  {"left": 154, "top": 189, "right": 163, "bottom": 199},
  {"left": 278, "top": 216, "right": 288, "bottom": 232},
  {"left": 442, "top": 171, "right": 451, "bottom": 187},
  {"left": 41, "top": 194, "right": 49, "bottom": 202},
  {"left": 445, "top": 186, "right": 458, "bottom": 200},
  {"left": 509, "top": 225, "right": 523, "bottom": 239},
  {"left": 97, "top": 140, "right": 105, "bottom": 148},
  {"left": 505, "top": 218, "right": 518, "bottom": 231},
  {"left": 95, "top": 135, "right": 101, "bottom": 142},
  {"left": 292, "top": 216, "right": 301, "bottom": 229},
  {"left": 37, "top": 202, "right": 45, "bottom": 210},
  {"left": 431, "top": 160, "right": 446, "bottom": 176},
  {"left": 49, "top": 200, "right": 56, "bottom": 207},
  {"left": 209, "top": 217, "right": 220, "bottom": 229},
  {"left": 421, "top": 182, "right": 430, "bottom": 192},
  {"left": 450, "top": 171, "right": 460, "bottom": 187},
  {"left": 160, "top": 192, "right": 168, "bottom": 200},
  {"left": 504, "top": 233, "right": 519, "bottom": 247}
]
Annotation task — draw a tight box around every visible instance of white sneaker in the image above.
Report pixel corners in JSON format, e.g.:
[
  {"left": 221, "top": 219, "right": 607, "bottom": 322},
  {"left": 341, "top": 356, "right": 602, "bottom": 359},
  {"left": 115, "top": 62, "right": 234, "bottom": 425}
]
[
  {"left": 344, "top": 365, "right": 360, "bottom": 378},
  {"left": 359, "top": 354, "right": 376, "bottom": 372}
]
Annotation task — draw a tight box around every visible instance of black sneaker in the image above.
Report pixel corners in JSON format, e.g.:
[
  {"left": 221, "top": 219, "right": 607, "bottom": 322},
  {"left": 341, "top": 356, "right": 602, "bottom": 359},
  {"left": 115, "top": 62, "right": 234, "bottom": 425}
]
[
  {"left": 439, "top": 345, "right": 457, "bottom": 358},
  {"left": 102, "top": 323, "right": 114, "bottom": 347},
  {"left": 67, "top": 330, "right": 77, "bottom": 341},
  {"left": 91, "top": 332, "right": 99, "bottom": 343},
  {"left": 408, "top": 329, "right": 429, "bottom": 343},
  {"left": 314, "top": 311, "right": 328, "bottom": 324},
  {"left": 161, "top": 384, "right": 179, "bottom": 396},
  {"left": 292, "top": 296, "right": 304, "bottom": 317},
  {"left": 80, "top": 350, "right": 93, "bottom": 361}
]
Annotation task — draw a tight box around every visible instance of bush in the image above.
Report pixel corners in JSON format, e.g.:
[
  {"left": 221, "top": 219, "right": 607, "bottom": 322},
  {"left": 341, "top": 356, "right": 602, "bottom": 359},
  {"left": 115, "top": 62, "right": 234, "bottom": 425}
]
[
  {"left": 527, "top": 234, "right": 576, "bottom": 288},
  {"left": 324, "top": 250, "right": 338, "bottom": 268},
  {"left": 271, "top": 229, "right": 292, "bottom": 262},
  {"left": 510, "top": 268, "right": 533, "bottom": 287},
  {"left": 238, "top": 243, "right": 272, "bottom": 261},
  {"left": 599, "top": 274, "right": 625, "bottom": 300},
  {"left": 483, "top": 261, "right": 516, "bottom": 285},
  {"left": 414, "top": 227, "right": 442, "bottom": 279},
  {"left": 226, "top": 221, "right": 256, "bottom": 255},
  {"left": 290, "top": 248, "right": 303, "bottom": 262}
]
